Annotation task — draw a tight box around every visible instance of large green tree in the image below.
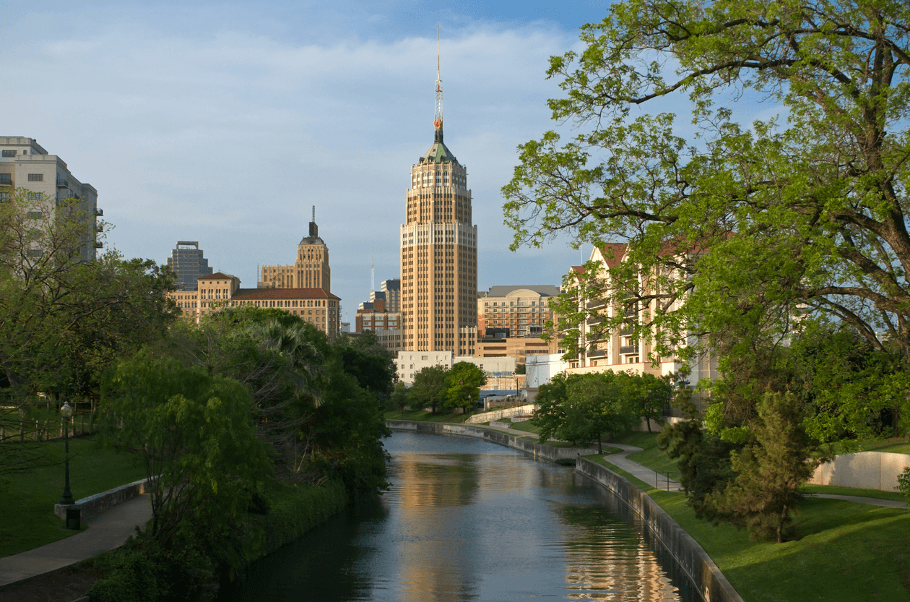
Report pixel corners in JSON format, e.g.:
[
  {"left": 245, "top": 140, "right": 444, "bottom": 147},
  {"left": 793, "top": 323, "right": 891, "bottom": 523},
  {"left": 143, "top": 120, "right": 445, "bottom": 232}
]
[
  {"left": 410, "top": 365, "right": 449, "bottom": 414},
  {"left": 503, "top": 0, "right": 910, "bottom": 435},
  {"left": 101, "top": 352, "right": 271, "bottom": 545},
  {"left": 445, "top": 362, "right": 487, "bottom": 414},
  {"left": 533, "top": 372, "right": 636, "bottom": 451},
  {"left": 709, "top": 391, "right": 828, "bottom": 542}
]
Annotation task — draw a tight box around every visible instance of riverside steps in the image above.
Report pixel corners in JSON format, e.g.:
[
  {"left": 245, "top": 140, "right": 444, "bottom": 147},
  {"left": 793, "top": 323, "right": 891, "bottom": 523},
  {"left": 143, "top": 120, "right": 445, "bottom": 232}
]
[{"left": 385, "top": 419, "right": 742, "bottom": 602}]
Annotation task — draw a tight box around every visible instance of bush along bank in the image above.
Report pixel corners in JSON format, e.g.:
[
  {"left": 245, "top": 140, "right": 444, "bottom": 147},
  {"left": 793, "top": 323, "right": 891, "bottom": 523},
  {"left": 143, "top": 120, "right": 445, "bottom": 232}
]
[{"left": 86, "top": 479, "right": 348, "bottom": 602}]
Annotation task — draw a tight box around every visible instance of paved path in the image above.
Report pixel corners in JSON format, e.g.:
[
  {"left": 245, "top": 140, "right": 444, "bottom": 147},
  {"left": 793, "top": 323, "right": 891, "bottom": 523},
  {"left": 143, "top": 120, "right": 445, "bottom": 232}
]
[
  {"left": 808, "top": 493, "right": 907, "bottom": 508},
  {"left": 485, "top": 423, "right": 909, "bottom": 502},
  {"left": 0, "top": 494, "right": 152, "bottom": 587},
  {"left": 487, "top": 424, "right": 683, "bottom": 491}
]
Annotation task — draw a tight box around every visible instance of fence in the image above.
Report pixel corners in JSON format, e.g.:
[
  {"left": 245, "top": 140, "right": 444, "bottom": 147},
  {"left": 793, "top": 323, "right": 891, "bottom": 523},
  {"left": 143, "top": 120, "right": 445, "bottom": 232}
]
[{"left": 0, "top": 414, "right": 96, "bottom": 443}]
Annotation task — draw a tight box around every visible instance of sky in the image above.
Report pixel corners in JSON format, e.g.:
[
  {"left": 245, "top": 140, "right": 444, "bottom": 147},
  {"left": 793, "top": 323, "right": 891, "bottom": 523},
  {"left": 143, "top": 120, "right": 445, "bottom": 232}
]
[{"left": 1, "top": 0, "right": 775, "bottom": 324}]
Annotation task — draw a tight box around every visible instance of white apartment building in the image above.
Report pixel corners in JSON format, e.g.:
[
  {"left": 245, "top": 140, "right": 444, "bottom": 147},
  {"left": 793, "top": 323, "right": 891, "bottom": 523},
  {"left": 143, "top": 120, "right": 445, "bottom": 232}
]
[{"left": 0, "top": 137, "right": 101, "bottom": 261}]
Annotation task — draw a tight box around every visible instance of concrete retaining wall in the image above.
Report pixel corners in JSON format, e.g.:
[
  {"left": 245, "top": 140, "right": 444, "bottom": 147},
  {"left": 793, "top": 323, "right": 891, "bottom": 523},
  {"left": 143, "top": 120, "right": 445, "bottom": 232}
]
[
  {"left": 54, "top": 477, "right": 153, "bottom": 521},
  {"left": 387, "top": 420, "right": 598, "bottom": 461},
  {"left": 464, "top": 404, "right": 536, "bottom": 424},
  {"left": 808, "top": 452, "right": 910, "bottom": 492},
  {"left": 576, "top": 459, "right": 743, "bottom": 602}
]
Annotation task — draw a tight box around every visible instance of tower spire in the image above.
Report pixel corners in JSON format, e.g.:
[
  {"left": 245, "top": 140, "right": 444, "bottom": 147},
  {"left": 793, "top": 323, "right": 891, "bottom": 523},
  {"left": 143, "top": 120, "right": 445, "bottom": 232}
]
[{"left": 434, "top": 26, "right": 444, "bottom": 143}]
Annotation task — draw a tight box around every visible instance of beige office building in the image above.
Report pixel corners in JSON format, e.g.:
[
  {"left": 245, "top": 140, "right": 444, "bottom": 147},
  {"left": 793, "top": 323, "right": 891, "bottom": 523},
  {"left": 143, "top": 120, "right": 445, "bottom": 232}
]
[
  {"left": 0, "top": 136, "right": 101, "bottom": 262},
  {"left": 169, "top": 272, "right": 341, "bottom": 340},
  {"left": 261, "top": 207, "right": 331, "bottom": 291},
  {"left": 401, "top": 67, "right": 477, "bottom": 355}
]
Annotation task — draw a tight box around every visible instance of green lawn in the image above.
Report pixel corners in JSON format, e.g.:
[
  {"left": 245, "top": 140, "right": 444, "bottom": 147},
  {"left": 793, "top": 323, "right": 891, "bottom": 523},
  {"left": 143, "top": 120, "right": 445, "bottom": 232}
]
[
  {"left": 833, "top": 437, "right": 910, "bottom": 455},
  {"left": 507, "top": 420, "right": 540, "bottom": 435},
  {"left": 0, "top": 436, "right": 146, "bottom": 557},
  {"left": 589, "top": 454, "right": 910, "bottom": 602},
  {"left": 384, "top": 409, "right": 472, "bottom": 423}
]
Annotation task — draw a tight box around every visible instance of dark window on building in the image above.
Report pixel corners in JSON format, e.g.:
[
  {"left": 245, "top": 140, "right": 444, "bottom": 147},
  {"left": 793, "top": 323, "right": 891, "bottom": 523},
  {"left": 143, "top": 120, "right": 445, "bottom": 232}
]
[
  {"left": 27, "top": 211, "right": 43, "bottom": 219},
  {"left": 28, "top": 173, "right": 43, "bottom": 182},
  {"left": 1, "top": 150, "right": 15, "bottom": 158},
  {"left": 0, "top": 174, "right": 11, "bottom": 185}
]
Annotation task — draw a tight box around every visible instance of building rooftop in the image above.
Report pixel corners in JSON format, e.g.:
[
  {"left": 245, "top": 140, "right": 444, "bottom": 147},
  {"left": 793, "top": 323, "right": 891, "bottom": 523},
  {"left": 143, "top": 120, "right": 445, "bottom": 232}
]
[
  {"left": 482, "top": 285, "right": 561, "bottom": 298},
  {"left": 233, "top": 288, "right": 340, "bottom": 301}
]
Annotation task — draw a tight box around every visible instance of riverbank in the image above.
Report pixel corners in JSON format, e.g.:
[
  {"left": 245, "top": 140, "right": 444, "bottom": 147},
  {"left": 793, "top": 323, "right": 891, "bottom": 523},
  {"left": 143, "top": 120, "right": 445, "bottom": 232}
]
[
  {"left": 389, "top": 419, "right": 910, "bottom": 602},
  {"left": 387, "top": 419, "right": 739, "bottom": 602}
]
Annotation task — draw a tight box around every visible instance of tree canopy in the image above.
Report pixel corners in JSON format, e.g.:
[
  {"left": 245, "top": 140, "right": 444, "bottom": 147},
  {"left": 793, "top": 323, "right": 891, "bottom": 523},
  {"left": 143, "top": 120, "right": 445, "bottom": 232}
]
[
  {"left": 445, "top": 362, "right": 487, "bottom": 414},
  {"left": 503, "top": 0, "right": 910, "bottom": 384}
]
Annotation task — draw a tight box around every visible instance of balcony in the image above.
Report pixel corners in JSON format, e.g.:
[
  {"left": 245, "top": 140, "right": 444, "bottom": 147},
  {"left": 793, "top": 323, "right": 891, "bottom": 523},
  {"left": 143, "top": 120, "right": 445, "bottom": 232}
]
[
  {"left": 588, "top": 348, "right": 608, "bottom": 358},
  {"left": 620, "top": 324, "right": 635, "bottom": 336},
  {"left": 94, "top": 242, "right": 103, "bottom": 249},
  {"left": 95, "top": 208, "right": 103, "bottom": 216},
  {"left": 585, "top": 299, "right": 607, "bottom": 310},
  {"left": 620, "top": 345, "right": 640, "bottom": 355},
  {"left": 586, "top": 315, "right": 603, "bottom": 326},
  {"left": 56, "top": 178, "right": 68, "bottom": 188},
  {"left": 95, "top": 224, "right": 103, "bottom": 233}
]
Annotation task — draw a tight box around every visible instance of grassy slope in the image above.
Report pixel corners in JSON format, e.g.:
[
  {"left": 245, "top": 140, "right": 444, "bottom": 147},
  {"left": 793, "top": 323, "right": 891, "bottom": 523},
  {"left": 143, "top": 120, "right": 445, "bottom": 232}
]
[
  {"left": 590, "top": 455, "right": 910, "bottom": 602},
  {"left": 0, "top": 436, "right": 146, "bottom": 557},
  {"left": 833, "top": 437, "right": 910, "bottom": 455}
]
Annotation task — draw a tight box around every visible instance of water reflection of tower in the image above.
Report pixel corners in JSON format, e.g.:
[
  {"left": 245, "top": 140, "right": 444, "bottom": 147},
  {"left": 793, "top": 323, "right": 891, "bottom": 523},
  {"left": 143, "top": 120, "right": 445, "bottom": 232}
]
[
  {"left": 558, "top": 504, "right": 685, "bottom": 601},
  {"left": 394, "top": 453, "right": 480, "bottom": 601}
]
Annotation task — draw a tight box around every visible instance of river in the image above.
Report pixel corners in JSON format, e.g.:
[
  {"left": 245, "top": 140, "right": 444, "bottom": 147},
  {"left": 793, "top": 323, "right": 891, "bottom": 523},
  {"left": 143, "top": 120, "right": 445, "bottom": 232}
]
[{"left": 223, "top": 430, "right": 698, "bottom": 601}]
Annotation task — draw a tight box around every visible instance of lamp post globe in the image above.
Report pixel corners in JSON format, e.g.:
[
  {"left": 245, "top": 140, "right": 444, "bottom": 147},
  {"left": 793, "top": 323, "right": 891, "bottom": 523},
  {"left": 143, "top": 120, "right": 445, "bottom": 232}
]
[{"left": 59, "top": 401, "right": 75, "bottom": 506}]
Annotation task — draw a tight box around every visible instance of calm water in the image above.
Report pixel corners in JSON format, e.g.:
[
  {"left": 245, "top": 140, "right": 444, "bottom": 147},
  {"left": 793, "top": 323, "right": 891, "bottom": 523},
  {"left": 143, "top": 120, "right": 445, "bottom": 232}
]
[{"left": 223, "top": 431, "right": 697, "bottom": 601}]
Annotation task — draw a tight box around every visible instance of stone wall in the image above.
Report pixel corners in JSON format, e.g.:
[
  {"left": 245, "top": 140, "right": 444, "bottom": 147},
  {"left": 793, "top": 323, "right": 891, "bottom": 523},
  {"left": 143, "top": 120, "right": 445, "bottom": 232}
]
[
  {"left": 808, "top": 452, "right": 910, "bottom": 491},
  {"left": 387, "top": 420, "right": 598, "bottom": 461},
  {"left": 576, "top": 458, "right": 744, "bottom": 602},
  {"left": 464, "top": 404, "right": 536, "bottom": 424},
  {"left": 54, "top": 477, "right": 152, "bottom": 521}
]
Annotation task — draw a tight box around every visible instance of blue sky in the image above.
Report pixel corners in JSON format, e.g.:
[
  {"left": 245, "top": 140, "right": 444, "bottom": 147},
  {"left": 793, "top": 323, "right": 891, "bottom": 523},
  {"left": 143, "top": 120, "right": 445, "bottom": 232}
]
[{"left": 5, "top": 0, "right": 770, "bottom": 324}]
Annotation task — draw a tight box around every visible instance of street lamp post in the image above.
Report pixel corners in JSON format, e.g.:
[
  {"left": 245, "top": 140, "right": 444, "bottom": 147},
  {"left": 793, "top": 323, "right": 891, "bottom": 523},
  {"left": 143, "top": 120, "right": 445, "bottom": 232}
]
[{"left": 59, "top": 401, "right": 75, "bottom": 506}]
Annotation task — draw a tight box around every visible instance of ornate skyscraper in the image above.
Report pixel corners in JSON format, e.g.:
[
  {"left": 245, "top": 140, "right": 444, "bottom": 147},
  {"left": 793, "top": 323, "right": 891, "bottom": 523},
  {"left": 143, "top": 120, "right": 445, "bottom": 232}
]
[
  {"left": 400, "top": 48, "right": 477, "bottom": 354},
  {"left": 260, "top": 206, "right": 331, "bottom": 291}
]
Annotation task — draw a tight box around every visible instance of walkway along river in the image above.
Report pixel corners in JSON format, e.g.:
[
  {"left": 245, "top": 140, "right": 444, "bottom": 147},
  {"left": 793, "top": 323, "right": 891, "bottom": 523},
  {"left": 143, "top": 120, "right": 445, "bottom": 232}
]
[{"left": 223, "top": 430, "right": 703, "bottom": 601}]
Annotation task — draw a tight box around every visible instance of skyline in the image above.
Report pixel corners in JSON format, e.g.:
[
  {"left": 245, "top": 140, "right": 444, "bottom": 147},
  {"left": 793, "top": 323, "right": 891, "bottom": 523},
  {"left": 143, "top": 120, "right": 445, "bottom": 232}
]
[{"left": 3, "top": 1, "right": 615, "bottom": 323}]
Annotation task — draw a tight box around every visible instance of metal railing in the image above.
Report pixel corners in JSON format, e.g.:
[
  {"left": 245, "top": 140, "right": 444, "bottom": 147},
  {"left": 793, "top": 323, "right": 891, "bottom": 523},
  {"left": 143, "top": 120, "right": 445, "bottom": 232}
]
[{"left": 655, "top": 470, "right": 680, "bottom": 491}]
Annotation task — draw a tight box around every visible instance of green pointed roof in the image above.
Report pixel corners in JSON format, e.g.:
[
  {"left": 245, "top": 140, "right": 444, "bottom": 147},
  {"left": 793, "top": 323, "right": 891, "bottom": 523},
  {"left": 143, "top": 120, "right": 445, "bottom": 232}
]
[{"left": 419, "top": 126, "right": 459, "bottom": 165}]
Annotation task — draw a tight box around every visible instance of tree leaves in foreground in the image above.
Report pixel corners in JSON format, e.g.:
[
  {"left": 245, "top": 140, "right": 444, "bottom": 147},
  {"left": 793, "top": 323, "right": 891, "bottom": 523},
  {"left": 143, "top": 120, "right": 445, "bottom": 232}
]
[
  {"left": 101, "top": 351, "right": 270, "bottom": 546},
  {"left": 503, "top": 0, "right": 910, "bottom": 434}
]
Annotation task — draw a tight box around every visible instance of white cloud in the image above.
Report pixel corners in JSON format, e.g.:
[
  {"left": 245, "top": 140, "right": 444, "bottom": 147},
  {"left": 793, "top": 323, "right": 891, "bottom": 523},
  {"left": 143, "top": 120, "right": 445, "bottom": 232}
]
[{"left": 3, "top": 6, "right": 585, "bottom": 318}]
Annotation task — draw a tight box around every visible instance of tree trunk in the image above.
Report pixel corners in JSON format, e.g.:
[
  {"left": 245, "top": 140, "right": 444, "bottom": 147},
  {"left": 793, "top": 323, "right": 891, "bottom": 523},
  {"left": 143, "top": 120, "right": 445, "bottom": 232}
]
[
  {"left": 776, "top": 504, "right": 787, "bottom": 544},
  {"left": 597, "top": 432, "right": 602, "bottom": 454}
]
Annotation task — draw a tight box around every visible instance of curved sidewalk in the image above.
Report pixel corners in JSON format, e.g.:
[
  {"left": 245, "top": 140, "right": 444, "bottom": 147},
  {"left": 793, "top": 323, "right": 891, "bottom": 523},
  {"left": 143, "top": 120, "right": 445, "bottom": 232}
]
[
  {"left": 0, "top": 494, "right": 151, "bottom": 587},
  {"left": 490, "top": 424, "right": 682, "bottom": 491}
]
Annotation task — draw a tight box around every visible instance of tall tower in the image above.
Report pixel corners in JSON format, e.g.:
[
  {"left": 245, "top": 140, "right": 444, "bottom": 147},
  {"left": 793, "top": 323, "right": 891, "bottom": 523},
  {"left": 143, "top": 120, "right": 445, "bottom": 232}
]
[
  {"left": 260, "top": 206, "right": 331, "bottom": 291},
  {"left": 401, "top": 39, "right": 477, "bottom": 354}
]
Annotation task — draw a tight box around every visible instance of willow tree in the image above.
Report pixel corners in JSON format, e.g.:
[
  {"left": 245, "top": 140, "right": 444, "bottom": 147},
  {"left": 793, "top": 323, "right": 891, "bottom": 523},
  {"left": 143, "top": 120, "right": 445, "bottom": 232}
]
[{"left": 503, "top": 0, "right": 910, "bottom": 435}]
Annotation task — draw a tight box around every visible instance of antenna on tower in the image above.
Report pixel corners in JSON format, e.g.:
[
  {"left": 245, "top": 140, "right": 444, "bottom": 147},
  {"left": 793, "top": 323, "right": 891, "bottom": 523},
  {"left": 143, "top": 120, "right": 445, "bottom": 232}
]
[
  {"left": 312, "top": 205, "right": 315, "bottom": 223},
  {"left": 434, "top": 25, "right": 443, "bottom": 139}
]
